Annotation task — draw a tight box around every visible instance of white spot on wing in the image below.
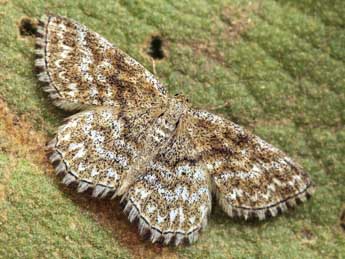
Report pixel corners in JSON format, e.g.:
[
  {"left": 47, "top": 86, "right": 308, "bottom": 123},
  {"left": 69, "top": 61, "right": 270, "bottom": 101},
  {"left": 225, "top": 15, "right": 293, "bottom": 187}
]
[
  {"left": 179, "top": 207, "right": 185, "bottom": 224},
  {"left": 106, "top": 168, "right": 119, "bottom": 180},
  {"left": 227, "top": 188, "right": 243, "bottom": 201},
  {"left": 91, "top": 167, "right": 99, "bottom": 177},
  {"left": 157, "top": 214, "right": 166, "bottom": 224},
  {"left": 169, "top": 209, "right": 178, "bottom": 223},
  {"left": 146, "top": 205, "right": 156, "bottom": 214},
  {"left": 189, "top": 216, "right": 196, "bottom": 225},
  {"left": 68, "top": 142, "right": 84, "bottom": 151},
  {"left": 135, "top": 187, "right": 150, "bottom": 199}
]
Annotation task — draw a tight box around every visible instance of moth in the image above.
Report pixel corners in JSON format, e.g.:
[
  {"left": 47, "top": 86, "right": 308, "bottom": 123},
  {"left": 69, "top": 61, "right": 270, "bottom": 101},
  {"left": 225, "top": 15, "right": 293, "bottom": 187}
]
[{"left": 34, "top": 15, "right": 314, "bottom": 246}]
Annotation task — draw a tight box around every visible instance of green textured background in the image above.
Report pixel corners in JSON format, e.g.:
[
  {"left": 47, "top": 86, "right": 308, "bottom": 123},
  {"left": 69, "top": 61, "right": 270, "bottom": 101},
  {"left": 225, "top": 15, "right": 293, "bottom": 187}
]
[{"left": 0, "top": 0, "right": 344, "bottom": 258}]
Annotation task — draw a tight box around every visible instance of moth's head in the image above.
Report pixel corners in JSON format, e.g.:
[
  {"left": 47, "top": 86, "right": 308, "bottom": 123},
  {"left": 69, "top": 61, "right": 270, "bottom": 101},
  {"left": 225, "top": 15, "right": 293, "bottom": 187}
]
[
  {"left": 173, "top": 93, "right": 190, "bottom": 104},
  {"left": 169, "top": 93, "right": 190, "bottom": 115}
]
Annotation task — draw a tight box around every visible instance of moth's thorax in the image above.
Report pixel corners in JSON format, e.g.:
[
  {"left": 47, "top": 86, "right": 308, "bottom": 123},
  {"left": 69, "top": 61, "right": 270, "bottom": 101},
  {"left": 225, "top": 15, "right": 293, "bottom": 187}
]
[
  {"left": 115, "top": 96, "right": 190, "bottom": 194},
  {"left": 141, "top": 96, "right": 188, "bottom": 150},
  {"left": 167, "top": 94, "right": 189, "bottom": 117}
]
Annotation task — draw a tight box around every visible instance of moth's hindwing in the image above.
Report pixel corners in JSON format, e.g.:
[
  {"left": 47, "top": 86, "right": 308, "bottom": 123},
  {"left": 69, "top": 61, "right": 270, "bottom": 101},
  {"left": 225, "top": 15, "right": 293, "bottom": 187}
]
[
  {"left": 49, "top": 107, "right": 158, "bottom": 198},
  {"left": 189, "top": 110, "right": 314, "bottom": 220},
  {"left": 124, "top": 158, "right": 211, "bottom": 245}
]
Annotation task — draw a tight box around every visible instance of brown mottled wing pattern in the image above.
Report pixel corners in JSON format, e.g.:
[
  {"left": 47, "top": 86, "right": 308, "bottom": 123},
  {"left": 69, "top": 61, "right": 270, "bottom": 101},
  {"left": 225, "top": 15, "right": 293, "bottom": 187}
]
[
  {"left": 188, "top": 110, "right": 314, "bottom": 220},
  {"left": 35, "top": 14, "right": 314, "bottom": 246},
  {"left": 35, "top": 15, "right": 166, "bottom": 110},
  {"left": 48, "top": 107, "right": 160, "bottom": 198},
  {"left": 123, "top": 128, "right": 212, "bottom": 245}
]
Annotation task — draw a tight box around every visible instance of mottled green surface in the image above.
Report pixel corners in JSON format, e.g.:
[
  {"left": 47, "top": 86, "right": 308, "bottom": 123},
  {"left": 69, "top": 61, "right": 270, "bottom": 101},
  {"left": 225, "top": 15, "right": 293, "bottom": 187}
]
[
  {"left": 0, "top": 0, "right": 344, "bottom": 258},
  {"left": 0, "top": 158, "right": 129, "bottom": 258}
]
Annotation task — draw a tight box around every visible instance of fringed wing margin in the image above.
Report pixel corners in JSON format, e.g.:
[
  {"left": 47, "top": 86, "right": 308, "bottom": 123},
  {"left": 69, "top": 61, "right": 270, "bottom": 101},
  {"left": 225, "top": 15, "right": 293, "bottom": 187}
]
[
  {"left": 122, "top": 130, "right": 212, "bottom": 245},
  {"left": 189, "top": 110, "right": 314, "bottom": 221},
  {"left": 47, "top": 107, "right": 148, "bottom": 198}
]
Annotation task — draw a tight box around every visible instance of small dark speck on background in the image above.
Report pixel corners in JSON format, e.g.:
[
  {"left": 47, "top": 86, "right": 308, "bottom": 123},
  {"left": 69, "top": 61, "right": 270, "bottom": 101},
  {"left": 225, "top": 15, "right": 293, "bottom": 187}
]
[
  {"left": 300, "top": 228, "right": 315, "bottom": 240},
  {"left": 19, "top": 17, "right": 37, "bottom": 36},
  {"left": 147, "top": 35, "right": 165, "bottom": 60}
]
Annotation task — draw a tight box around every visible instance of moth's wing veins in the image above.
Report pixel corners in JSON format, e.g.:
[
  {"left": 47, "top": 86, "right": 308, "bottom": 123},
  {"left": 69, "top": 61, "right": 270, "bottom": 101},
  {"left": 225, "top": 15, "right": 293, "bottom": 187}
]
[
  {"left": 188, "top": 110, "right": 314, "bottom": 220},
  {"left": 35, "top": 15, "right": 167, "bottom": 111}
]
